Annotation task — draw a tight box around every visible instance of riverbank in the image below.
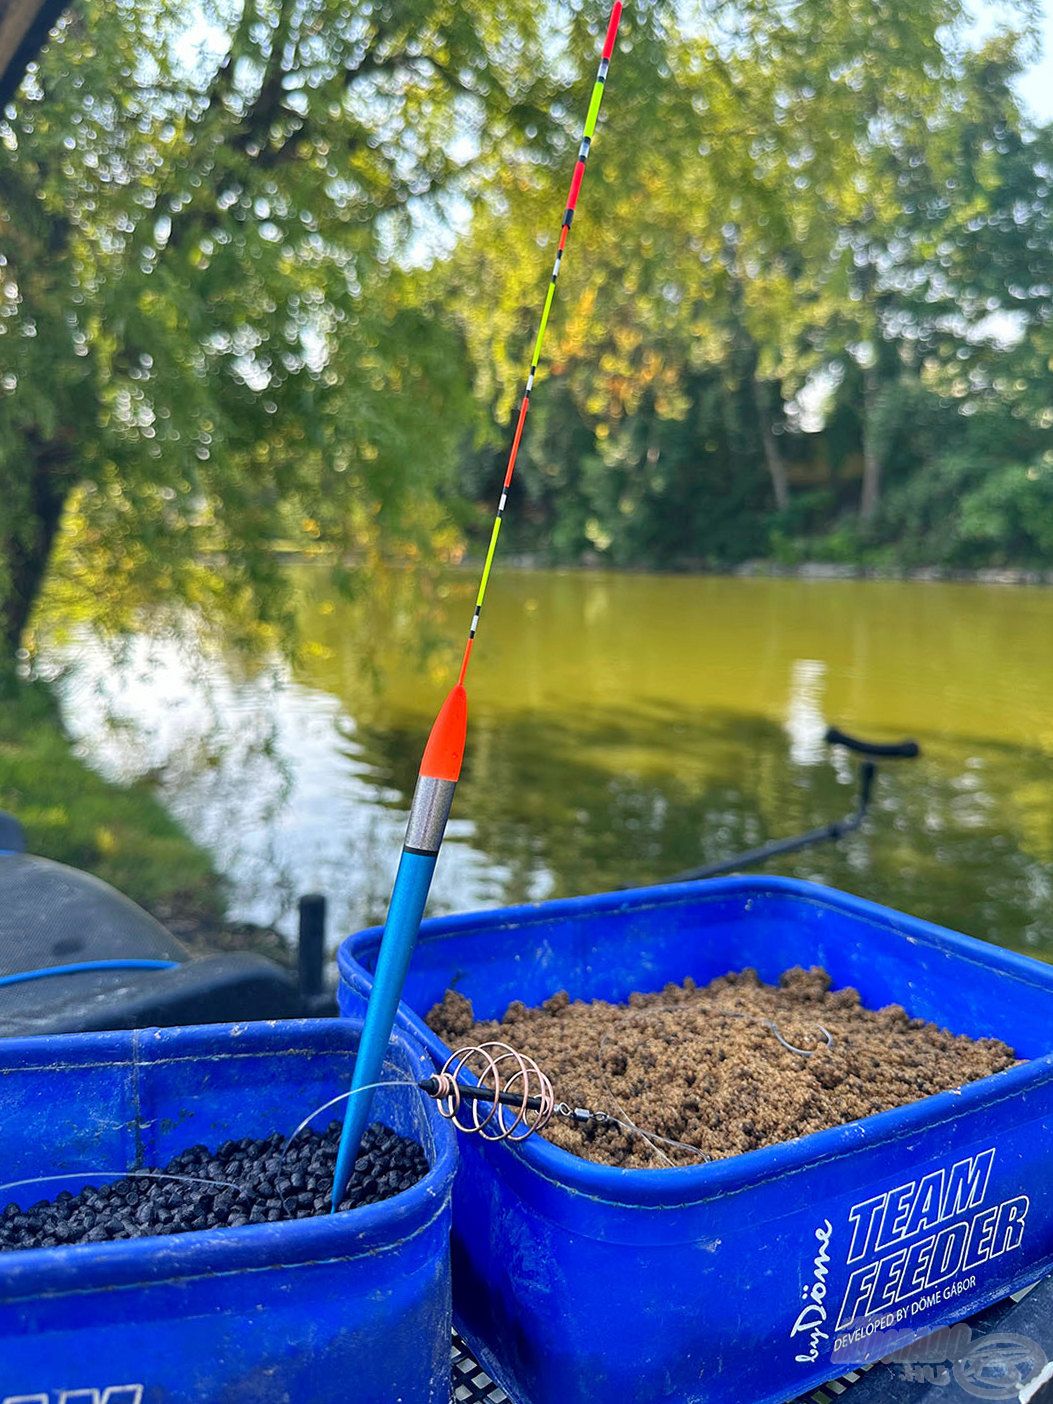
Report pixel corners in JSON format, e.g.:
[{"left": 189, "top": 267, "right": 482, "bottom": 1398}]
[
  {"left": 0, "top": 678, "right": 289, "bottom": 964},
  {"left": 244, "top": 545, "right": 1053, "bottom": 588},
  {"left": 488, "top": 554, "right": 1053, "bottom": 586},
  {"left": 732, "top": 562, "right": 1053, "bottom": 585}
]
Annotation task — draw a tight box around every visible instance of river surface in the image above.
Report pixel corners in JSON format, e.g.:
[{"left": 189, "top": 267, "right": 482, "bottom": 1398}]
[{"left": 48, "top": 568, "right": 1053, "bottom": 960}]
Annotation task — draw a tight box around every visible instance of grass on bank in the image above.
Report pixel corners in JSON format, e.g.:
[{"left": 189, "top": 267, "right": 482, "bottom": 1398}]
[{"left": 0, "top": 677, "right": 225, "bottom": 920}]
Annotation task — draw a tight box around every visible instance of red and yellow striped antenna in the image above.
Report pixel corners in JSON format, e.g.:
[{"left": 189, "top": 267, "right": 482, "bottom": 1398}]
[
  {"left": 332, "top": 1, "right": 624, "bottom": 1209},
  {"left": 458, "top": 0, "right": 623, "bottom": 688}
]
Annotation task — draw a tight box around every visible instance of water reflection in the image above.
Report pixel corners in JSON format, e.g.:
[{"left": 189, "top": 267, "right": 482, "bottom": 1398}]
[
  {"left": 785, "top": 659, "right": 828, "bottom": 766},
  {"left": 46, "top": 569, "right": 1053, "bottom": 960},
  {"left": 50, "top": 634, "right": 502, "bottom": 935}
]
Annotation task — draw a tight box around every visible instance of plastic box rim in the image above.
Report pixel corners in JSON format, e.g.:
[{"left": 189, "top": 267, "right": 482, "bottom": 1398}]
[{"left": 338, "top": 875, "right": 1053, "bottom": 1209}]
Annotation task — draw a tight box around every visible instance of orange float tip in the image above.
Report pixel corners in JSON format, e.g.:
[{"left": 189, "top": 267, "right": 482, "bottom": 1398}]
[{"left": 419, "top": 685, "right": 468, "bottom": 782}]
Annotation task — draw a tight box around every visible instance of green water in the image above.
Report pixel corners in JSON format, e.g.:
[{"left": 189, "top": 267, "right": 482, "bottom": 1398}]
[{"left": 58, "top": 568, "right": 1053, "bottom": 955}]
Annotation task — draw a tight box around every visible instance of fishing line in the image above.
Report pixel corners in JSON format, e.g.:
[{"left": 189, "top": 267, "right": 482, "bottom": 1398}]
[
  {"left": 767, "top": 1018, "right": 833, "bottom": 1057},
  {"left": 278, "top": 1080, "right": 423, "bottom": 1212},
  {"left": 293, "top": 1048, "right": 713, "bottom": 1207},
  {"left": 600, "top": 1113, "right": 706, "bottom": 1166},
  {"left": 682, "top": 1006, "right": 834, "bottom": 1057},
  {"left": 589, "top": 1007, "right": 837, "bottom": 1166},
  {"left": 616, "top": 1003, "right": 835, "bottom": 1057},
  {"left": 3, "top": 1045, "right": 718, "bottom": 1236},
  {"left": 0, "top": 1169, "right": 245, "bottom": 1197}
]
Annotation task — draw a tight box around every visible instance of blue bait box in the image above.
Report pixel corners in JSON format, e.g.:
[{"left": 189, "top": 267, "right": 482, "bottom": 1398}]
[
  {"left": 0, "top": 1018, "right": 457, "bottom": 1404},
  {"left": 338, "top": 876, "right": 1053, "bottom": 1404}
]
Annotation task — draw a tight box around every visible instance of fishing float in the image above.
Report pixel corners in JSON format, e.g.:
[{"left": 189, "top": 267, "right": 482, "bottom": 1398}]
[{"left": 331, "top": 0, "right": 625, "bottom": 1210}]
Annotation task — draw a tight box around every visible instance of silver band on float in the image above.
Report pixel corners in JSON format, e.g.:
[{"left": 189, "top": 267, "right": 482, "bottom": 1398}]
[{"left": 404, "top": 775, "right": 457, "bottom": 854}]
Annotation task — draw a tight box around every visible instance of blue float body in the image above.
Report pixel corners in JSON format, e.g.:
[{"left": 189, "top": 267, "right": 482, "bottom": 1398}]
[
  {"left": 333, "top": 846, "right": 438, "bottom": 1206},
  {"left": 338, "top": 876, "right": 1053, "bottom": 1404},
  {"left": 0, "top": 1018, "right": 457, "bottom": 1404}
]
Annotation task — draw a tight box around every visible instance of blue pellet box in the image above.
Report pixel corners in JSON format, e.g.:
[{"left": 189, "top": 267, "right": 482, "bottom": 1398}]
[
  {"left": 340, "top": 876, "right": 1053, "bottom": 1404},
  {"left": 0, "top": 1018, "right": 457, "bottom": 1404}
]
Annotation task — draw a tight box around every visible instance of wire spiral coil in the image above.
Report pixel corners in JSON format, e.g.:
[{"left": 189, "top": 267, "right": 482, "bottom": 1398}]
[
  {"left": 433, "top": 1042, "right": 556, "bottom": 1142},
  {"left": 422, "top": 1015, "right": 838, "bottom": 1157}
]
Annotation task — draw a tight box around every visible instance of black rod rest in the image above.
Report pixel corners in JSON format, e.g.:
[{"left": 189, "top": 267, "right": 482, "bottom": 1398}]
[{"left": 665, "top": 726, "right": 921, "bottom": 886}]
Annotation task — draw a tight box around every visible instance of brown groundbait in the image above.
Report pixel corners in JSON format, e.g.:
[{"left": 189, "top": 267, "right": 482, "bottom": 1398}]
[{"left": 426, "top": 967, "right": 1018, "bottom": 1169}]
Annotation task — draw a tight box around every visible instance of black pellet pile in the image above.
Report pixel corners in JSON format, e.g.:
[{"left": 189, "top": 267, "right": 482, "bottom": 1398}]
[{"left": 0, "top": 1120, "right": 428, "bottom": 1253}]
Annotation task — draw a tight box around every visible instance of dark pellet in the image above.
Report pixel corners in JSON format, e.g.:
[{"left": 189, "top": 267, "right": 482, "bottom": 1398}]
[{"left": 0, "top": 1123, "right": 428, "bottom": 1254}]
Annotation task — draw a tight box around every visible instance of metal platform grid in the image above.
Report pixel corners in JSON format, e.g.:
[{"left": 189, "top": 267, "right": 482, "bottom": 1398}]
[
  {"left": 450, "top": 1334, "right": 870, "bottom": 1404},
  {"left": 451, "top": 1277, "right": 1048, "bottom": 1404},
  {"left": 452, "top": 1336, "right": 510, "bottom": 1404}
]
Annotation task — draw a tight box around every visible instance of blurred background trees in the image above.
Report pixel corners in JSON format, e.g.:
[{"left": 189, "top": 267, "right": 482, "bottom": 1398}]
[
  {"left": 452, "top": 0, "right": 1053, "bottom": 570},
  {"left": 3, "top": 0, "right": 1053, "bottom": 664}
]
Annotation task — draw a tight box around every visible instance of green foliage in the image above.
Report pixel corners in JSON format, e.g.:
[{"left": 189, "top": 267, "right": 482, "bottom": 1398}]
[
  {"left": 0, "top": 0, "right": 551, "bottom": 655},
  {"left": 882, "top": 448, "right": 1053, "bottom": 567},
  {"left": 0, "top": 679, "right": 222, "bottom": 912},
  {"left": 959, "top": 459, "right": 1053, "bottom": 561},
  {"left": 444, "top": 0, "right": 1053, "bottom": 569}
]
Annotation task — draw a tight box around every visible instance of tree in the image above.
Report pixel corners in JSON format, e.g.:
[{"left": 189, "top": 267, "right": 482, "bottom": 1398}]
[
  {"left": 775, "top": 5, "right": 1047, "bottom": 524},
  {"left": 0, "top": 0, "right": 552, "bottom": 658},
  {"left": 448, "top": 0, "right": 1041, "bottom": 560}
]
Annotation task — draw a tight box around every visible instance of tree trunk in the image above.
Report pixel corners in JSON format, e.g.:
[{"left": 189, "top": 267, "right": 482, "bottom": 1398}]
[
  {"left": 720, "top": 235, "right": 791, "bottom": 513},
  {"left": 752, "top": 376, "right": 790, "bottom": 511},
  {"left": 1, "top": 436, "right": 73, "bottom": 657},
  {"left": 0, "top": 0, "right": 70, "bottom": 108},
  {"left": 860, "top": 363, "right": 888, "bottom": 526}
]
